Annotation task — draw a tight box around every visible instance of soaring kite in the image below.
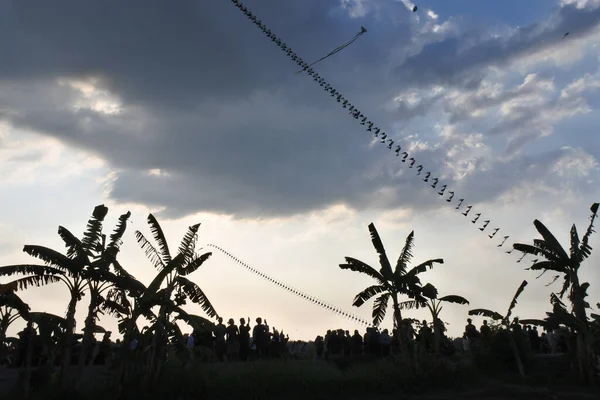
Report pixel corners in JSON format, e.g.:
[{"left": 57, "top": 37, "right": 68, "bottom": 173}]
[{"left": 295, "top": 26, "right": 367, "bottom": 74}]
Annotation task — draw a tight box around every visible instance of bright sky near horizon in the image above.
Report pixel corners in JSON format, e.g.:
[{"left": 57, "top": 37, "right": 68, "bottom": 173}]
[{"left": 1, "top": 0, "right": 600, "bottom": 341}]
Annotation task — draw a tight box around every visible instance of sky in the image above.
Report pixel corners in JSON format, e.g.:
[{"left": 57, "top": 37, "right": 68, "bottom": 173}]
[{"left": 1, "top": 0, "right": 600, "bottom": 341}]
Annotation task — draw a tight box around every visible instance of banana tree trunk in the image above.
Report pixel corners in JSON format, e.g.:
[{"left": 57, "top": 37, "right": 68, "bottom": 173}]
[
  {"left": 119, "top": 313, "right": 140, "bottom": 386},
  {"left": 0, "top": 315, "right": 9, "bottom": 361},
  {"left": 391, "top": 293, "right": 410, "bottom": 360},
  {"left": 570, "top": 278, "right": 596, "bottom": 385},
  {"left": 76, "top": 291, "right": 99, "bottom": 386},
  {"left": 433, "top": 319, "right": 441, "bottom": 356},
  {"left": 21, "top": 325, "right": 34, "bottom": 398},
  {"left": 78, "top": 291, "right": 99, "bottom": 367},
  {"left": 60, "top": 295, "right": 79, "bottom": 388}
]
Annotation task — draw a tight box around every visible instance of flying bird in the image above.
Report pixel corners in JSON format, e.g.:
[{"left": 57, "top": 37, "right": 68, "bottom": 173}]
[
  {"left": 498, "top": 236, "right": 509, "bottom": 247},
  {"left": 462, "top": 205, "right": 472, "bottom": 216},
  {"left": 438, "top": 184, "right": 447, "bottom": 195},
  {"left": 423, "top": 172, "right": 431, "bottom": 182},
  {"left": 488, "top": 228, "right": 499, "bottom": 238},
  {"left": 295, "top": 26, "right": 368, "bottom": 74},
  {"left": 562, "top": 32, "right": 569, "bottom": 40},
  {"left": 479, "top": 220, "right": 490, "bottom": 231},
  {"left": 430, "top": 178, "right": 438, "bottom": 188},
  {"left": 471, "top": 213, "right": 481, "bottom": 223},
  {"left": 446, "top": 191, "right": 455, "bottom": 202}
]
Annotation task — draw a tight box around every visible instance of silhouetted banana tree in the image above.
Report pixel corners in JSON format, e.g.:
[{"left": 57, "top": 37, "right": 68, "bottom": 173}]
[
  {"left": 339, "top": 224, "right": 443, "bottom": 342},
  {"left": 27, "top": 311, "right": 66, "bottom": 369},
  {"left": 400, "top": 293, "right": 469, "bottom": 355},
  {"left": 68, "top": 209, "right": 131, "bottom": 375},
  {"left": 0, "top": 290, "right": 30, "bottom": 342},
  {"left": 513, "top": 202, "right": 598, "bottom": 384},
  {"left": 118, "top": 214, "right": 218, "bottom": 384},
  {"left": 469, "top": 280, "right": 528, "bottom": 377},
  {"left": 0, "top": 204, "right": 124, "bottom": 387}
]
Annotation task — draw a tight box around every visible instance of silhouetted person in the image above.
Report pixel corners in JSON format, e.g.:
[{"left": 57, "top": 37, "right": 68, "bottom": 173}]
[
  {"left": 344, "top": 330, "right": 352, "bottom": 356},
  {"left": 530, "top": 326, "right": 540, "bottom": 352},
  {"left": 315, "top": 336, "right": 324, "bottom": 359},
  {"left": 465, "top": 318, "right": 478, "bottom": 339},
  {"left": 480, "top": 320, "right": 491, "bottom": 341},
  {"left": 226, "top": 318, "right": 239, "bottom": 361},
  {"left": 96, "top": 331, "right": 112, "bottom": 365},
  {"left": 17, "top": 322, "right": 36, "bottom": 367},
  {"left": 214, "top": 317, "right": 227, "bottom": 361},
  {"left": 419, "top": 320, "right": 433, "bottom": 352},
  {"left": 252, "top": 317, "right": 266, "bottom": 359},
  {"left": 238, "top": 318, "right": 251, "bottom": 361},
  {"left": 351, "top": 330, "right": 363, "bottom": 355},
  {"left": 380, "top": 329, "right": 391, "bottom": 356}
]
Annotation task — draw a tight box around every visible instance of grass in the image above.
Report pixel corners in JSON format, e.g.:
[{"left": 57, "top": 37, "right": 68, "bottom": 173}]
[{"left": 9, "top": 353, "right": 599, "bottom": 400}]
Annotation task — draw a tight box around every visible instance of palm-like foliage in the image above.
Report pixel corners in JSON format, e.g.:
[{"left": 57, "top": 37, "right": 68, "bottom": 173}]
[
  {"left": 116, "top": 214, "right": 218, "bottom": 384},
  {"left": 400, "top": 294, "right": 469, "bottom": 355},
  {"left": 513, "top": 202, "right": 599, "bottom": 384},
  {"left": 469, "top": 280, "right": 528, "bottom": 377},
  {"left": 513, "top": 203, "right": 598, "bottom": 313},
  {"left": 0, "top": 291, "right": 31, "bottom": 355},
  {"left": 339, "top": 224, "right": 443, "bottom": 334},
  {"left": 72, "top": 209, "right": 132, "bottom": 375},
  {"left": 0, "top": 204, "right": 127, "bottom": 386}
]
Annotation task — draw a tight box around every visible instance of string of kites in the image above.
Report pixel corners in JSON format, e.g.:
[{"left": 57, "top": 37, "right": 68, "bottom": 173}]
[
  {"left": 228, "top": 0, "right": 535, "bottom": 265},
  {"left": 206, "top": 244, "right": 372, "bottom": 326}
]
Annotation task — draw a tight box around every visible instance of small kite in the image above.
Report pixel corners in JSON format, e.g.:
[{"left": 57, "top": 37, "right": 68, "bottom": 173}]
[
  {"left": 562, "top": 32, "right": 569, "bottom": 40},
  {"left": 295, "top": 26, "right": 367, "bottom": 74}
]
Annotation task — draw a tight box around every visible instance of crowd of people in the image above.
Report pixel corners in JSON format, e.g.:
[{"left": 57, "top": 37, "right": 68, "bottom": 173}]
[
  {"left": 184, "top": 317, "right": 290, "bottom": 362},
  {"left": 314, "top": 319, "right": 452, "bottom": 359},
  {"left": 461, "top": 317, "right": 573, "bottom": 354},
  {"left": 1, "top": 316, "right": 292, "bottom": 368},
  {"left": 2, "top": 315, "right": 579, "bottom": 369}
]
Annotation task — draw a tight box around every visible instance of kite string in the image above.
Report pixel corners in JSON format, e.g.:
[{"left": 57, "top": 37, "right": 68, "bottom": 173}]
[
  {"left": 229, "top": 0, "right": 533, "bottom": 264},
  {"left": 295, "top": 29, "right": 366, "bottom": 74},
  {"left": 207, "top": 244, "right": 371, "bottom": 326}
]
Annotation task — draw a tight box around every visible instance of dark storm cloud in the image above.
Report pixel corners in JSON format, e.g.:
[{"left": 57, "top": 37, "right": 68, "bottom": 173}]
[
  {"left": 0, "top": 0, "right": 598, "bottom": 220},
  {"left": 396, "top": 4, "right": 600, "bottom": 87}
]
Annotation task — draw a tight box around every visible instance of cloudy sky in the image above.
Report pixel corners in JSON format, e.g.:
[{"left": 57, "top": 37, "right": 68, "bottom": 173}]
[{"left": 1, "top": 0, "right": 600, "bottom": 340}]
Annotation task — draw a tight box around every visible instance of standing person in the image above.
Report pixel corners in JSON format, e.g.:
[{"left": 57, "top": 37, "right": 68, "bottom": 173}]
[
  {"left": 184, "top": 333, "right": 195, "bottom": 366},
  {"left": 214, "top": 317, "right": 227, "bottom": 361},
  {"left": 252, "top": 317, "right": 265, "bottom": 359},
  {"left": 238, "top": 318, "right": 251, "bottom": 361},
  {"left": 226, "top": 318, "right": 239, "bottom": 361},
  {"left": 480, "top": 320, "right": 491, "bottom": 341},
  {"left": 465, "top": 318, "right": 478, "bottom": 339}
]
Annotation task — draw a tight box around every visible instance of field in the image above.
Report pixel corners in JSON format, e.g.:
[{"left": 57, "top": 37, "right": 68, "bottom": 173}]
[{"left": 2, "top": 354, "right": 599, "bottom": 400}]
